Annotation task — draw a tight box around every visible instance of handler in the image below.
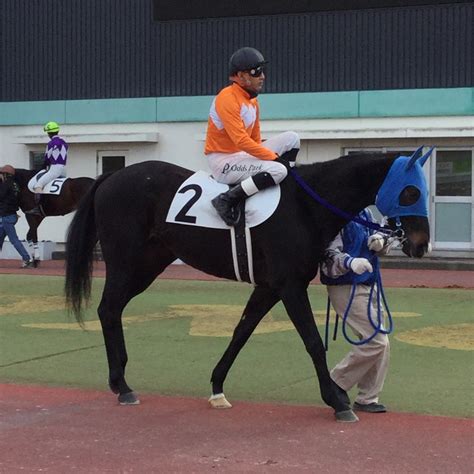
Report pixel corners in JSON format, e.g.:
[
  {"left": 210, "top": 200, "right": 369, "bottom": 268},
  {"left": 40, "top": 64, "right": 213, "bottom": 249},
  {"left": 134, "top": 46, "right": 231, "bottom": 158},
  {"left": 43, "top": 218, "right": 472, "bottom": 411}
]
[
  {"left": 321, "top": 208, "right": 394, "bottom": 413},
  {"left": 0, "top": 165, "right": 33, "bottom": 267},
  {"left": 205, "top": 46, "right": 300, "bottom": 226}
]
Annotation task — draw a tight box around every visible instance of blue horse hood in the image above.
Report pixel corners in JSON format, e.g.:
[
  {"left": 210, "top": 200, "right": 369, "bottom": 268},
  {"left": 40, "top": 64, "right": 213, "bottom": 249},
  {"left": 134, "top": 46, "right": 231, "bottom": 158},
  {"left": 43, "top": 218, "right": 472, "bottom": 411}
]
[{"left": 375, "top": 147, "right": 433, "bottom": 218}]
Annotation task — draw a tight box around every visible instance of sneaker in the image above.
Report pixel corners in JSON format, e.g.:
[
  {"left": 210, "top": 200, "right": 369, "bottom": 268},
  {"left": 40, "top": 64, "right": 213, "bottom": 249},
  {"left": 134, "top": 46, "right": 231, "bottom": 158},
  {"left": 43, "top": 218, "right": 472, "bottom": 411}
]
[
  {"left": 21, "top": 259, "right": 35, "bottom": 268},
  {"left": 353, "top": 402, "right": 387, "bottom": 413}
]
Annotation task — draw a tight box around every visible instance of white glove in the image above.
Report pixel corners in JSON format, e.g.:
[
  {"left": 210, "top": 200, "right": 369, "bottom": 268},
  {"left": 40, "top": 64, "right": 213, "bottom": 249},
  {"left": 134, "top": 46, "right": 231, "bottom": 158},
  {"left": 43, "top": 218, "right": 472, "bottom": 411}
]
[
  {"left": 349, "top": 258, "right": 373, "bottom": 275},
  {"left": 367, "top": 233, "right": 386, "bottom": 252}
]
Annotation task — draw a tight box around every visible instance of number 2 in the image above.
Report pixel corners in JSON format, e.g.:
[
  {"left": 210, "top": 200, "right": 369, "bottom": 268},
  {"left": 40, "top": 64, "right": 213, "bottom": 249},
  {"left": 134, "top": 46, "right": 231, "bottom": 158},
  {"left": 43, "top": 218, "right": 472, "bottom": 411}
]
[{"left": 175, "top": 184, "right": 202, "bottom": 224}]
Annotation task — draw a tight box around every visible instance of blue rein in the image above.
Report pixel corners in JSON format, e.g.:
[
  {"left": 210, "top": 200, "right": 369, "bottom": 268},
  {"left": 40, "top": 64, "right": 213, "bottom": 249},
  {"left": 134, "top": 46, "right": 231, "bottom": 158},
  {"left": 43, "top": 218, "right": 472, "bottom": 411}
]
[
  {"left": 324, "top": 260, "right": 394, "bottom": 349},
  {"left": 289, "top": 169, "right": 393, "bottom": 234},
  {"left": 288, "top": 169, "right": 395, "bottom": 348}
]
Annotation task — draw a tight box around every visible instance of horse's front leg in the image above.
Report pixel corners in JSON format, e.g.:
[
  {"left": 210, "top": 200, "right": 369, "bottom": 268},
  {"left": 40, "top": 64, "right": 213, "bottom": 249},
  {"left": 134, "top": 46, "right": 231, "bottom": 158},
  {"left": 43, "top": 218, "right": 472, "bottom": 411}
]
[
  {"left": 209, "top": 286, "right": 280, "bottom": 408},
  {"left": 280, "top": 285, "right": 358, "bottom": 422}
]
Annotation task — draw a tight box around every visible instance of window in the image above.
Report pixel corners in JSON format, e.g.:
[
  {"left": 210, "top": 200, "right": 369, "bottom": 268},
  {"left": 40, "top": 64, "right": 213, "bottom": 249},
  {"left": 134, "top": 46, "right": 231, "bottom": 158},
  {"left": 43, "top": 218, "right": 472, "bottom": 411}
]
[
  {"left": 97, "top": 151, "right": 127, "bottom": 176},
  {"left": 29, "top": 151, "right": 44, "bottom": 171},
  {"left": 101, "top": 156, "right": 125, "bottom": 174},
  {"left": 435, "top": 150, "right": 472, "bottom": 197}
]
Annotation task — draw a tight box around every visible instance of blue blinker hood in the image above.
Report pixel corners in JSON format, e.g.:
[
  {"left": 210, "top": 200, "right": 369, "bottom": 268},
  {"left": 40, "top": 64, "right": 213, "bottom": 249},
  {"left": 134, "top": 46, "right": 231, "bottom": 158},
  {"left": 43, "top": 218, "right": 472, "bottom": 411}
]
[{"left": 375, "top": 146, "right": 434, "bottom": 218}]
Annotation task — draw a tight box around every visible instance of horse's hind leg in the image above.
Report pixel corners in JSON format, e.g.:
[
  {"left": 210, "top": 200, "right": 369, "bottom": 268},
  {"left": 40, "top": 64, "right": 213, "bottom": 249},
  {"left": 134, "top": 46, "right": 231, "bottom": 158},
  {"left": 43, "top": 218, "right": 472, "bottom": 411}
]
[
  {"left": 209, "top": 286, "right": 280, "bottom": 408},
  {"left": 25, "top": 214, "right": 43, "bottom": 265},
  {"left": 280, "top": 285, "right": 358, "bottom": 422},
  {"left": 98, "top": 245, "right": 176, "bottom": 405}
]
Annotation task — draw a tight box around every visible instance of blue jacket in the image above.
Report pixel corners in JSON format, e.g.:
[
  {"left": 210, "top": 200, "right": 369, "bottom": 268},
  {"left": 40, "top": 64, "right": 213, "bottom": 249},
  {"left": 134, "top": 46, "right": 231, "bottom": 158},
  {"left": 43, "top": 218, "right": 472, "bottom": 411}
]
[{"left": 320, "top": 209, "right": 379, "bottom": 286}]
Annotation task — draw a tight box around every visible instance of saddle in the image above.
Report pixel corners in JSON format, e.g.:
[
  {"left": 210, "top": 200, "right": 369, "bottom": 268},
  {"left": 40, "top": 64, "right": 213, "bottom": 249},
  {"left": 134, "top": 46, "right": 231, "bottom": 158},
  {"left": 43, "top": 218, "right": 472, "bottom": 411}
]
[{"left": 166, "top": 171, "right": 282, "bottom": 283}]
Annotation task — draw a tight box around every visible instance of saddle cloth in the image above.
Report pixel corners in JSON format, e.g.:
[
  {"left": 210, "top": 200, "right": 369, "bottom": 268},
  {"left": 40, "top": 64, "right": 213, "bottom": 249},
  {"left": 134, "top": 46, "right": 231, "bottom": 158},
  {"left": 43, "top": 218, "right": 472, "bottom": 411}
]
[
  {"left": 166, "top": 170, "right": 281, "bottom": 229},
  {"left": 30, "top": 178, "right": 68, "bottom": 195}
]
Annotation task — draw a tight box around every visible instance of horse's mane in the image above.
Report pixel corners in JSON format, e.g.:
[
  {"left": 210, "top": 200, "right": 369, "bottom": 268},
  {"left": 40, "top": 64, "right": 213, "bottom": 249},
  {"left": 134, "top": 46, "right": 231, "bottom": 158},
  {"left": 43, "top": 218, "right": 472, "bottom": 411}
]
[
  {"left": 13, "top": 168, "right": 36, "bottom": 187},
  {"left": 296, "top": 153, "right": 397, "bottom": 194}
]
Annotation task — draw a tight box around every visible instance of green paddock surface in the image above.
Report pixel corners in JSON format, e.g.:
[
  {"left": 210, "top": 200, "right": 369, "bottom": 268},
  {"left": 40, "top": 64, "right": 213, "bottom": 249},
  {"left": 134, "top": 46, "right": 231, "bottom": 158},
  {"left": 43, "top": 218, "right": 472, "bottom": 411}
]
[{"left": 0, "top": 275, "right": 472, "bottom": 418}]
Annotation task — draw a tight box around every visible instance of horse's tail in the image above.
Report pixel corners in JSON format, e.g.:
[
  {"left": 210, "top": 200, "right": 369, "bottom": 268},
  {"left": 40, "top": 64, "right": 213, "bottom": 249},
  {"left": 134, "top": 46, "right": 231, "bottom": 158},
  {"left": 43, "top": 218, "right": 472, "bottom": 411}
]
[{"left": 65, "top": 173, "right": 112, "bottom": 324}]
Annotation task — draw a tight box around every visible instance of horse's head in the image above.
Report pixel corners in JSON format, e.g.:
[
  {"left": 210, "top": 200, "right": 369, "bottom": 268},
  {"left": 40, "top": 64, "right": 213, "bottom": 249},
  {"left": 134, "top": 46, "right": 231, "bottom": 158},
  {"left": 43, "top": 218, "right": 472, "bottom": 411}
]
[{"left": 376, "top": 146, "right": 434, "bottom": 258}]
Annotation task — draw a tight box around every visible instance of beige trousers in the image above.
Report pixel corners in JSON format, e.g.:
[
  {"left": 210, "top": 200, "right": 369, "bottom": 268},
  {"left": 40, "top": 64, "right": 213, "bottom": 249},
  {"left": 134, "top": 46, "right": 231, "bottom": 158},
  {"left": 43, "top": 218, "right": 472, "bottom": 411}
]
[{"left": 328, "top": 284, "right": 390, "bottom": 405}]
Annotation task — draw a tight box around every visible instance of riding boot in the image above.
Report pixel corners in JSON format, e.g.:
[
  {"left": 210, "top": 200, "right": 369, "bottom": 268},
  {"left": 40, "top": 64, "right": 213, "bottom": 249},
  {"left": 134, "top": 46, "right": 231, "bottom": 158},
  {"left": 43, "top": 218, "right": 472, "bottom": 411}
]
[
  {"left": 211, "top": 184, "right": 247, "bottom": 226},
  {"left": 212, "top": 172, "right": 276, "bottom": 226}
]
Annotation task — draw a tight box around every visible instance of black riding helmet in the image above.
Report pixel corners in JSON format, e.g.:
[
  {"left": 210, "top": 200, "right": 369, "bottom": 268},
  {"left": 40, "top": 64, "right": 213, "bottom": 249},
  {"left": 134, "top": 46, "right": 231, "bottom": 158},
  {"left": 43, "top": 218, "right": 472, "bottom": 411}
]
[{"left": 229, "top": 47, "right": 267, "bottom": 76}]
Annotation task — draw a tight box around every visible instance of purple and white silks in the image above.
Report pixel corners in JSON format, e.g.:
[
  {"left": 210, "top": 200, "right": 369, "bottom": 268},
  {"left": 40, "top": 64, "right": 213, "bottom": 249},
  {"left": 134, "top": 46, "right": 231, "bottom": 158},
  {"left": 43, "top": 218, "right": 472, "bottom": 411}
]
[{"left": 44, "top": 135, "right": 68, "bottom": 166}]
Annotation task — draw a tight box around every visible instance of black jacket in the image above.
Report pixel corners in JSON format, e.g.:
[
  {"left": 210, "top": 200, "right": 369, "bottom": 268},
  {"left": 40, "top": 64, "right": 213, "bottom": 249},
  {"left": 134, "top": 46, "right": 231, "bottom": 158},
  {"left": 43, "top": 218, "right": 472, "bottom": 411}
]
[{"left": 0, "top": 177, "right": 20, "bottom": 217}]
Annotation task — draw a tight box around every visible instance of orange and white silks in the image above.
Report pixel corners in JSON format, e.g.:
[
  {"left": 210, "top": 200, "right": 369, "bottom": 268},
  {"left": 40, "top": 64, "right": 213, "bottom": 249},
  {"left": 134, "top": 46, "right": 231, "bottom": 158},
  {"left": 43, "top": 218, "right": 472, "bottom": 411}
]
[{"left": 204, "top": 83, "right": 277, "bottom": 161}]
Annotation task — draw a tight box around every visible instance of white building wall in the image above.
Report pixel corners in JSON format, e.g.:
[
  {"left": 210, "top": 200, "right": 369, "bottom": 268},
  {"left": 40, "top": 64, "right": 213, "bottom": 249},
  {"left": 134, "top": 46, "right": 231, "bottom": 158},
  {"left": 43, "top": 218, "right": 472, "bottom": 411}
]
[{"left": 1, "top": 117, "right": 472, "bottom": 249}]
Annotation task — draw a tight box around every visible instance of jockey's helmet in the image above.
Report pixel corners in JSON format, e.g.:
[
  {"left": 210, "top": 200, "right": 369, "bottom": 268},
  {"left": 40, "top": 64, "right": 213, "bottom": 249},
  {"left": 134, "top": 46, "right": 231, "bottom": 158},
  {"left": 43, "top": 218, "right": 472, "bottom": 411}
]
[
  {"left": 229, "top": 47, "right": 267, "bottom": 76},
  {"left": 0, "top": 164, "right": 15, "bottom": 175},
  {"left": 44, "top": 121, "right": 60, "bottom": 134}
]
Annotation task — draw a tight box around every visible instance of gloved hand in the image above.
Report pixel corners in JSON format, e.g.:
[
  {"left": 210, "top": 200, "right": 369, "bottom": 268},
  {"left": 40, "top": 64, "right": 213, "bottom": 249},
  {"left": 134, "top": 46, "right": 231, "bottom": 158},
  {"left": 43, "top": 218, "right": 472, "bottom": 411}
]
[
  {"left": 278, "top": 150, "right": 297, "bottom": 168},
  {"left": 348, "top": 257, "right": 373, "bottom": 275},
  {"left": 367, "top": 233, "right": 387, "bottom": 252}
]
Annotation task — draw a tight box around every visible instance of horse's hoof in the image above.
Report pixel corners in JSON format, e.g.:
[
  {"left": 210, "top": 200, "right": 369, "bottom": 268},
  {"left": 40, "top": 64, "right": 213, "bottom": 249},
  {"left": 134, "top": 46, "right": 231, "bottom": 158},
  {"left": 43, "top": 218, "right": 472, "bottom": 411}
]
[
  {"left": 118, "top": 391, "right": 140, "bottom": 405},
  {"left": 335, "top": 409, "right": 359, "bottom": 423},
  {"left": 33, "top": 259, "right": 39, "bottom": 268},
  {"left": 208, "top": 393, "right": 232, "bottom": 409}
]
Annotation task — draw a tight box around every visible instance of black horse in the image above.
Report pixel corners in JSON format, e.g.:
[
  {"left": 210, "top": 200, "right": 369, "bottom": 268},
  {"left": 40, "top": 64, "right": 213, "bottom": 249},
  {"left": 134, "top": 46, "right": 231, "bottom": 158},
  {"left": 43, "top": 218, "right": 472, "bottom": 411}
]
[
  {"left": 65, "top": 151, "right": 431, "bottom": 422},
  {"left": 13, "top": 169, "right": 94, "bottom": 264}
]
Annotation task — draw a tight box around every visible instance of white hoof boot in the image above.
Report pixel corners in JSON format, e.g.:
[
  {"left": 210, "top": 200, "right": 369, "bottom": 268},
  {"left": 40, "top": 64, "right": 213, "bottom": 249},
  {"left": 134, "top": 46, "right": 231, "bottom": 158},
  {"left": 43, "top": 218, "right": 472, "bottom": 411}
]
[{"left": 208, "top": 393, "right": 232, "bottom": 409}]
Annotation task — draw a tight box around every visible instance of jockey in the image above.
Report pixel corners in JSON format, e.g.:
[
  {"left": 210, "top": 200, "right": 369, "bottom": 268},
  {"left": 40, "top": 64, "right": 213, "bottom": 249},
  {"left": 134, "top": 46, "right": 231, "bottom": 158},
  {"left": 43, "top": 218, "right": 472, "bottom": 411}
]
[
  {"left": 205, "top": 47, "right": 300, "bottom": 226},
  {"left": 28, "top": 121, "right": 68, "bottom": 194}
]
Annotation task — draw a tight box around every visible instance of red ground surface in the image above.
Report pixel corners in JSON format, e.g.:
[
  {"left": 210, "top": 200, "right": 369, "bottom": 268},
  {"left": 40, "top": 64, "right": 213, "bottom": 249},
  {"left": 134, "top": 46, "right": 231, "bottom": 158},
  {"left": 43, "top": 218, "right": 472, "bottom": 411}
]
[
  {"left": 1, "top": 261, "right": 473, "bottom": 472},
  {"left": 1, "top": 259, "right": 473, "bottom": 288},
  {"left": 1, "top": 384, "right": 472, "bottom": 473}
]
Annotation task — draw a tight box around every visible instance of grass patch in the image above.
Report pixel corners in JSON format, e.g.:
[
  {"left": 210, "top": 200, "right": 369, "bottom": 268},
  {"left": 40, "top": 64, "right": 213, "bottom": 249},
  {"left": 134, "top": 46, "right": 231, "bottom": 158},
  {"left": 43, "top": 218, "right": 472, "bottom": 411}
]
[{"left": 0, "top": 275, "right": 472, "bottom": 417}]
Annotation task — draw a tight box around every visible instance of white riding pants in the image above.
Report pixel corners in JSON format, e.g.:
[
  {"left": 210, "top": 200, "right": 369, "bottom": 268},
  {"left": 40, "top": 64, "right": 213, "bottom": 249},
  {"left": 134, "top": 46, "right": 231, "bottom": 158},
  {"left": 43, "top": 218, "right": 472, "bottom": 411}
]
[
  {"left": 207, "top": 131, "right": 300, "bottom": 185},
  {"left": 328, "top": 284, "right": 390, "bottom": 405},
  {"left": 28, "top": 165, "right": 67, "bottom": 192}
]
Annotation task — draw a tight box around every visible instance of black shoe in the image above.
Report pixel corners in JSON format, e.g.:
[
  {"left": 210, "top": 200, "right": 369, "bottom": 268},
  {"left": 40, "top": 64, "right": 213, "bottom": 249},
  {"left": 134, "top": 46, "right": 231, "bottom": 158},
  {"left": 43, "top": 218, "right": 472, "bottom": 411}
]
[{"left": 353, "top": 402, "right": 387, "bottom": 413}]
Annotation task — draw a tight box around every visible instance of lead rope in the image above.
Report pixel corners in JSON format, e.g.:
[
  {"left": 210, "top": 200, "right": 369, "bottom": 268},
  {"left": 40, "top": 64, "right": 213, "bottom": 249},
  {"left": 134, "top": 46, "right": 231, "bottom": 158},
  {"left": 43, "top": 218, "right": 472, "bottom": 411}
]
[{"left": 324, "top": 259, "right": 394, "bottom": 349}]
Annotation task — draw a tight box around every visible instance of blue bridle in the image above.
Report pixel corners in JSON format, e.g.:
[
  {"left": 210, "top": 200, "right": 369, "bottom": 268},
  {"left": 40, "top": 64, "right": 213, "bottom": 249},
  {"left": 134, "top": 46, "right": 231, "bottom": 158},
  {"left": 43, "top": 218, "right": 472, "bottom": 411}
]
[
  {"left": 290, "top": 145, "right": 434, "bottom": 347},
  {"left": 290, "top": 145, "right": 434, "bottom": 235}
]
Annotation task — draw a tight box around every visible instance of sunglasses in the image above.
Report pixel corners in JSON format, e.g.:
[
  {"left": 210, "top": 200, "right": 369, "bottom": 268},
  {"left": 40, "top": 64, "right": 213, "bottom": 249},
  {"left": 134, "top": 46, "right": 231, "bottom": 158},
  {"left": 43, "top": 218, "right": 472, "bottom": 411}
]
[{"left": 247, "top": 66, "right": 265, "bottom": 77}]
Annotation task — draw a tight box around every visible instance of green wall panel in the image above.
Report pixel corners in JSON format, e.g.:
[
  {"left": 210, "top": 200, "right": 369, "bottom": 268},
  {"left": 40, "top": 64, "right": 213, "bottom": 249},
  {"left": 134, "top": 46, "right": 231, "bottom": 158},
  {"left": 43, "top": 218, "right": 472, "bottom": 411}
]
[
  {"left": 360, "top": 88, "right": 474, "bottom": 117},
  {"left": 156, "top": 96, "right": 213, "bottom": 122},
  {"left": 0, "top": 101, "right": 66, "bottom": 125},
  {"left": 260, "top": 91, "right": 359, "bottom": 119},
  {"left": 1, "top": 88, "right": 472, "bottom": 125},
  {"left": 66, "top": 98, "right": 157, "bottom": 124}
]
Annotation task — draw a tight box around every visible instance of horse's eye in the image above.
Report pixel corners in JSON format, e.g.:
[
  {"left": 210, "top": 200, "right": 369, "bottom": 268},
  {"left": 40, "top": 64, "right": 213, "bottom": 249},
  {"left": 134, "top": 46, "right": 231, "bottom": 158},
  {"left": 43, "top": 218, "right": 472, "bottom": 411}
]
[{"left": 399, "top": 185, "right": 420, "bottom": 206}]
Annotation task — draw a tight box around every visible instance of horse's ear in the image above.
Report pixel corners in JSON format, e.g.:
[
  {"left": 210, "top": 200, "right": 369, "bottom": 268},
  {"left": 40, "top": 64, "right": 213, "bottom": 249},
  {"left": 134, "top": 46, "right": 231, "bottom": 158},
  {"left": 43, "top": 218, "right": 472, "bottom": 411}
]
[
  {"left": 418, "top": 146, "right": 435, "bottom": 167},
  {"left": 405, "top": 145, "right": 425, "bottom": 170}
]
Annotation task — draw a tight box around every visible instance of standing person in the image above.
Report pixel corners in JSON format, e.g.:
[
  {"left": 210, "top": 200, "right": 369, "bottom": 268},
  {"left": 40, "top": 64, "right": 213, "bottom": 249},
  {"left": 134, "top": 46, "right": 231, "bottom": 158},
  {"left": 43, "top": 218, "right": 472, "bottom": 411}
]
[
  {"left": 205, "top": 47, "right": 300, "bottom": 226},
  {"left": 0, "top": 165, "right": 33, "bottom": 268},
  {"left": 28, "top": 121, "right": 68, "bottom": 194},
  {"left": 320, "top": 208, "right": 394, "bottom": 413}
]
